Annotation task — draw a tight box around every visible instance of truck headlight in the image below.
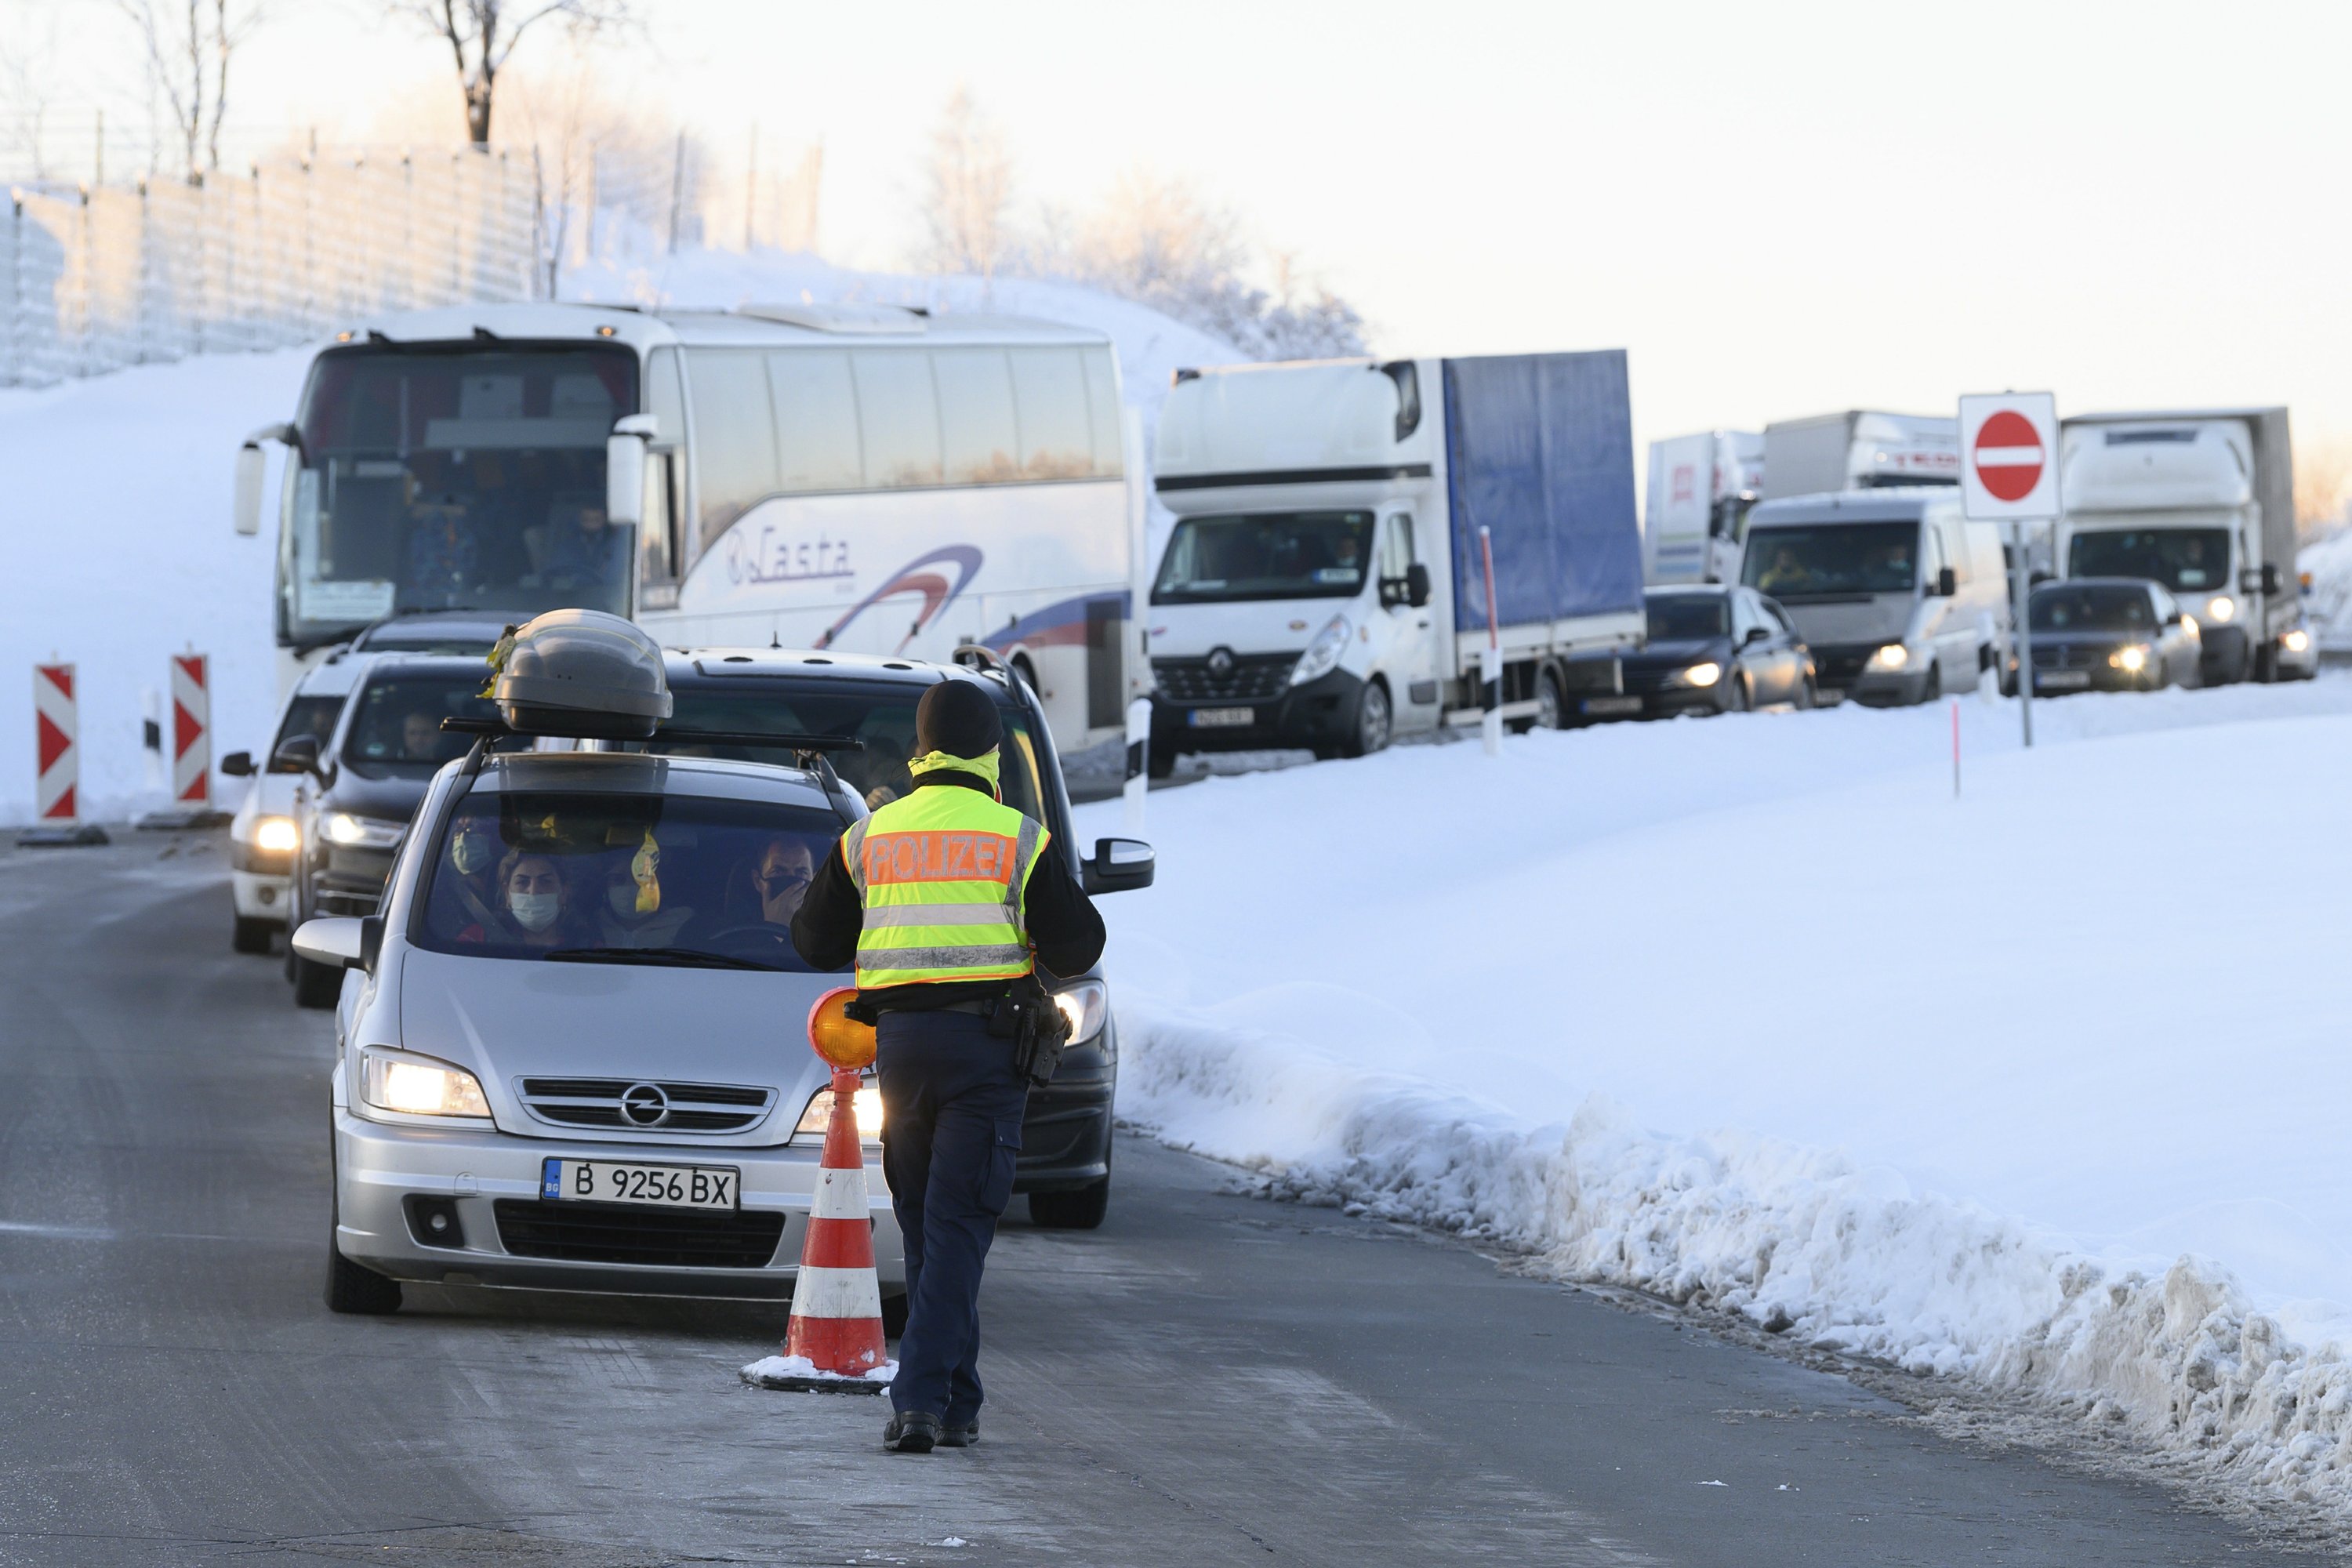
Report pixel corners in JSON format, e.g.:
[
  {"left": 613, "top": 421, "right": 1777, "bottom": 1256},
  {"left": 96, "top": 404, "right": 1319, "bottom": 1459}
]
[
  {"left": 1865, "top": 644, "right": 1909, "bottom": 672},
  {"left": 795, "top": 1078, "right": 884, "bottom": 1144},
  {"left": 360, "top": 1047, "right": 491, "bottom": 1118},
  {"left": 2207, "top": 596, "right": 2236, "bottom": 623},
  {"left": 2284, "top": 628, "right": 2311, "bottom": 654},
  {"left": 2109, "top": 644, "right": 2150, "bottom": 673},
  {"left": 252, "top": 815, "right": 299, "bottom": 853},
  {"left": 1290, "top": 615, "right": 1352, "bottom": 686},
  {"left": 324, "top": 811, "right": 403, "bottom": 848},
  {"left": 1054, "top": 978, "right": 1109, "bottom": 1044},
  {"left": 1665, "top": 660, "right": 1722, "bottom": 689}
]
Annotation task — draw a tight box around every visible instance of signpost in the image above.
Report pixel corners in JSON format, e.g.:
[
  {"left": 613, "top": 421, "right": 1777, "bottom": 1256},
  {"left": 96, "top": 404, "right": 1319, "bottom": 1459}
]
[{"left": 1958, "top": 394, "right": 2060, "bottom": 749}]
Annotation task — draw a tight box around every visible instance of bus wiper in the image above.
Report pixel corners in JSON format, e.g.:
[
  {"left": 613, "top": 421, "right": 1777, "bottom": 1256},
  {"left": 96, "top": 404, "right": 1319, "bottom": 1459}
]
[{"left": 542, "top": 946, "right": 779, "bottom": 971}]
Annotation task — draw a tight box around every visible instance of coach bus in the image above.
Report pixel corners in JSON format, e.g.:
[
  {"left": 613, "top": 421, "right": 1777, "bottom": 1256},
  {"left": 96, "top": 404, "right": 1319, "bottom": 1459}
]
[{"left": 232, "top": 300, "right": 1143, "bottom": 752}]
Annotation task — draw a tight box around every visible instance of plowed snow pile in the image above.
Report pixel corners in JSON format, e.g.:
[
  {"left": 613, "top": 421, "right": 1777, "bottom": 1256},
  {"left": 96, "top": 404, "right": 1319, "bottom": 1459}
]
[{"left": 1080, "top": 681, "right": 2352, "bottom": 1516}]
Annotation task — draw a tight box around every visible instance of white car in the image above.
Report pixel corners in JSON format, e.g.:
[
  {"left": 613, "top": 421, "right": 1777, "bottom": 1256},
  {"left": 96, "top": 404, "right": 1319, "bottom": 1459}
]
[
  {"left": 304, "top": 739, "right": 908, "bottom": 1316},
  {"left": 221, "top": 654, "right": 377, "bottom": 953}
]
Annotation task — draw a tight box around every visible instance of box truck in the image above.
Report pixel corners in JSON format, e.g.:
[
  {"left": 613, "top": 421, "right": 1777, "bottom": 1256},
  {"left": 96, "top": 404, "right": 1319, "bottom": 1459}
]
[
  {"left": 1761, "top": 410, "right": 1959, "bottom": 499},
  {"left": 2055, "top": 408, "right": 2318, "bottom": 683},
  {"left": 1644, "top": 430, "right": 1762, "bottom": 584},
  {"left": 1146, "top": 353, "right": 1644, "bottom": 772}
]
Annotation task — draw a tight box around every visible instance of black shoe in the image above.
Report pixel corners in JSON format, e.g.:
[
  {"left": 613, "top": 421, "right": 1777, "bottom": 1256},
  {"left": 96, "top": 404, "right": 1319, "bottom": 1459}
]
[
  {"left": 884, "top": 1410, "right": 942, "bottom": 1454},
  {"left": 937, "top": 1418, "right": 980, "bottom": 1448}
]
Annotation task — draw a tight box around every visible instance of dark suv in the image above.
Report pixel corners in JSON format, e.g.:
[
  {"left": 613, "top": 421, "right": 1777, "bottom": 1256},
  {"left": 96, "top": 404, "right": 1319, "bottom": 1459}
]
[{"left": 647, "top": 646, "right": 1151, "bottom": 1230}]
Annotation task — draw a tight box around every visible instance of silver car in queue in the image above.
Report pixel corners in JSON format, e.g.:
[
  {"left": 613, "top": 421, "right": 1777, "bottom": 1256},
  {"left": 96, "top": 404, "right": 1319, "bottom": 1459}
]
[{"left": 305, "top": 743, "right": 903, "bottom": 1316}]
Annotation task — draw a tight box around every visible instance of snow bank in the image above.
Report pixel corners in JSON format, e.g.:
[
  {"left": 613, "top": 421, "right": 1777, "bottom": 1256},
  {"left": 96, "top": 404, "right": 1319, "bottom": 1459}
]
[
  {"left": 0, "top": 258, "right": 1240, "bottom": 823},
  {"left": 2299, "top": 528, "right": 2352, "bottom": 653},
  {"left": 1083, "top": 681, "right": 2352, "bottom": 1515}
]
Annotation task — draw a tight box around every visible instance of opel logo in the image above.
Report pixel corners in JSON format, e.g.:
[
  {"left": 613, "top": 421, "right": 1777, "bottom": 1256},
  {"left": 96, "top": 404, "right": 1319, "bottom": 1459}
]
[
  {"left": 619, "top": 1083, "right": 670, "bottom": 1127},
  {"left": 1206, "top": 646, "right": 1236, "bottom": 679}
]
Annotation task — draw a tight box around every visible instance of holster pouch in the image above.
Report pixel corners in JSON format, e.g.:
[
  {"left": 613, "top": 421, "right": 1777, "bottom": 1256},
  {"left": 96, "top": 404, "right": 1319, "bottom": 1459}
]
[{"left": 1004, "top": 977, "right": 1073, "bottom": 1088}]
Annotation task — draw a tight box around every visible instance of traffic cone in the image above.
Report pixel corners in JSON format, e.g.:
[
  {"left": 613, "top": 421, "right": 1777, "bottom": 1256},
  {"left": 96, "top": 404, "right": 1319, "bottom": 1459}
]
[{"left": 742, "top": 992, "right": 895, "bottom": 1396}]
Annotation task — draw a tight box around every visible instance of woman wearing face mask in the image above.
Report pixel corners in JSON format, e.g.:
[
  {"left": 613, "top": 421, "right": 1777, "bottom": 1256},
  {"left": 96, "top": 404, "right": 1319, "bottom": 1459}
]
[{"left": 499, "top": 851, "right": 575, "bottom": 949}]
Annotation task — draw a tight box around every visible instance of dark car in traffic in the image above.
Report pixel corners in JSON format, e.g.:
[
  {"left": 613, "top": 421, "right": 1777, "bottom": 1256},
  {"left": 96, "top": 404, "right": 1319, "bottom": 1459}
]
[
  {"left": 1586, "top": 586, "right": 1817, "bottom": 720},
  {"left": 2020, "top": 579, "right": 2201, "bottom": 696},
  {"left": 643, "top": 646, "right": 1146, "bottom": 1231},
  {"left": 284, "top": 655, "right": 498, "bottom": 1006}
]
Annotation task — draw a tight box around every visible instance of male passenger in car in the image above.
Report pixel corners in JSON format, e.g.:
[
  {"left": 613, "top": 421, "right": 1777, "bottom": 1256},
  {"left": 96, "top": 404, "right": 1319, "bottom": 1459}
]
[
  {"left": 432, "top": 818, "right": 504, "bottom": 941},
  {"left": 752, "top": 837, "right": 815, "bottom": 926}
]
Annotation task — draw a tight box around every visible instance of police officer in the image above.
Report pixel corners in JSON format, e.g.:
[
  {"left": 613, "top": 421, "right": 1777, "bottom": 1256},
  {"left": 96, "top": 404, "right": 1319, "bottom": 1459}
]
[{"left": 792, "top": 678, "right": 1104, "bottom": 1454}]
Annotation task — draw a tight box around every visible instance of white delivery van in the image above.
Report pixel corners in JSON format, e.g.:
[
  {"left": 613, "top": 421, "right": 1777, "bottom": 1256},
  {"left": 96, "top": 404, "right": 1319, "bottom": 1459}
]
[
  {"left": 1146, "top": 354, "right": 1646, "bottom": 772},
  {"left": 1644, "top": 430, "right": 1763, "bottom": 585},
  {"left": 1739, "top": 488, "right": 2011, "bottom": 703}
]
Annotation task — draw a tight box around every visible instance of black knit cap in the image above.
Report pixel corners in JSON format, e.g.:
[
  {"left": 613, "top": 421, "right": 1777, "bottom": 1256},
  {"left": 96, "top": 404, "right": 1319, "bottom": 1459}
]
[{"left": 915, "top": 678, "right": 1003, "bottom": 759}]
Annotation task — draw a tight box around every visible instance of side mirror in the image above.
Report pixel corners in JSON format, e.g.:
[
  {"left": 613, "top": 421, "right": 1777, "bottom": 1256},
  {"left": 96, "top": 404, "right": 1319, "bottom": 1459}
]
[
  {"left": 293, "top": 916, "right": 365, "bottom": 971},
  {"left": 219, "top": 750, "right": 256, "bottom": 778},
  {"left": 234, "top": 444, "right": 267, "bottom": 536},
  {"left": 2261, "top": 563, "right": 2281, "bottom": 596},
  {"left": 1742, "top": 624, "right": 1769, "bottom": 645},
  {"left": 606, "top": 415, "right": 656, "bottom": 530},
  {"left": 271, "top": 734, "right": 324, "bottom": 779},
  {"left": 1928, "top": 566, "right": 1957, "bottom": 597},
  {"left": 1083, "top": 837, "right": 1156, "bottom": 895},
  {"left": 1405, "top": 561, "right": 1432, "bottom": 609}
]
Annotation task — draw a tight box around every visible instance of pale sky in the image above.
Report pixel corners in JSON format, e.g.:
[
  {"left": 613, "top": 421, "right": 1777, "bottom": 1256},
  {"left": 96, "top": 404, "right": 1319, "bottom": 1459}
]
[{"left": 17, "top": 0, "right": 2352, "bottom": 456}]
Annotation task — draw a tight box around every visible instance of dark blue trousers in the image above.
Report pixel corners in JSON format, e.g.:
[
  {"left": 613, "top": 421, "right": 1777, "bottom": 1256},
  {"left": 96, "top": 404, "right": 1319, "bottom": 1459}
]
[{"left": 874, "top": 1008, "right": 1027, "bottom": 1422}]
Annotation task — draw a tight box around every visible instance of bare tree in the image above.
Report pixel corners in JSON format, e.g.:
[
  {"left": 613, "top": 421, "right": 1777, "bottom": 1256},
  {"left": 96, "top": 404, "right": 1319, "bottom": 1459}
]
[
  {"left": 387, "top": 1, "right": 631, "bottom": 149},
  {"left": 917, "top": 85, "right": 1014, "bottom": 278},
  {"left": 114, "top": 0, "right": 265, "bottom": 181},
  {"left": 2296, "top": 434, "right": 2352, "bottom": 538}
]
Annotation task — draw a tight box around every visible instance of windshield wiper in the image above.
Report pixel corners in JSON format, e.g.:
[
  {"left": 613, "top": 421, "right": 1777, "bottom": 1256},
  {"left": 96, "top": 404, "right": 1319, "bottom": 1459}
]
[{"left": 541, "top": 946, "right": 779, "bottom": 971}]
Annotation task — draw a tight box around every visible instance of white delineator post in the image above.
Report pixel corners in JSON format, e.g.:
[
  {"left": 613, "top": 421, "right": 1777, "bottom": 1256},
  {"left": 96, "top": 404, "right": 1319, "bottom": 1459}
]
[
  {"left": 170, "top": 653, "right": 210, "bottom": 805},
  {"left": 1479, "top": 525, "right": 1503, "bottom": 757},
  {"left": 34, "top": 663, "right": 78, "bottom": 822},
  {"left": 1122, "top": 696, "right": 1151, "bottom": 835}
]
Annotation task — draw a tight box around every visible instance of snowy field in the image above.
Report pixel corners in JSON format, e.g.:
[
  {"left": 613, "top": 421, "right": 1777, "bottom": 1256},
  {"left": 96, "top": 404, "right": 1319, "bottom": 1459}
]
[
  {"left": 1080, "top": 677, "right": 2352, "bottom": 1512},
  {"left": 0, "top": 258, "right": 1236, "bottom": 823}
]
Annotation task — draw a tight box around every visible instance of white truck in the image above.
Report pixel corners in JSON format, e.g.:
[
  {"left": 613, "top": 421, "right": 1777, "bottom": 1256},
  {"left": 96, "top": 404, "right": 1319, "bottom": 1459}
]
[
  {"left": 1643, "top": 430, "right": 1762, "bottom": 584},
  {"left": 1761, "top": 410, "right": 1959, "bottom": 499},
  {"left": 2055, "top": 408, "right": 2318, "bottom": 684},
  {"left": 1145, "top": 354, "right": 1645, "bottom": 771}
]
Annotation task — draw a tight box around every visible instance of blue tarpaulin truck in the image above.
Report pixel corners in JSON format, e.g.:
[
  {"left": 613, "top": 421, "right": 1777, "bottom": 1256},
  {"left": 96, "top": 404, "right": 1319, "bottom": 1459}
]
[{"left": 1144, "top": 351, "right": 1643, "bottom": 771}]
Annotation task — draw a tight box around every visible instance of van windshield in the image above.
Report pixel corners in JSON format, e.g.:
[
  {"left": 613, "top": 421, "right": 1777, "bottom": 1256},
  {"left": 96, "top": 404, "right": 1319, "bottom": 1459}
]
[
  {"left": 2067, "top": 529, "right": 2231, "bottom": 592},
  {"left": 1741, "top": 523, "right": 1920, "bottom": 598},
  {"left": 415, "top": 789, "right": 848, "bottom": 971},
  {"left": 1152, "top": 511, "right": 1374, "bottom": 604},
  {"left": 2031, "top": 585, "right": 2157, "bottom": 633}
]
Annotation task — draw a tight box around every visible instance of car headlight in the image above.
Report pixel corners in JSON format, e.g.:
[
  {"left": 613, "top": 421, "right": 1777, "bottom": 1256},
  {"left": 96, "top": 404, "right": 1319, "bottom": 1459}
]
[
  {"left": 1054, "top": 978, "right": 1109, "bottom": 1044},
  {"left": 360, "top": 1047, "right": 491, "bottom": 1118},
  {"left": 1665, "top": 660, "right": 1722, "bottom": 689},
  {"left": 324, "top": 811, "right": 403, "bottom": 848},
  {"left": 796, "top": 1078, "right": 884, "bottom": 1144},
  {"left": 1865, "top": 644, "right": 1909, "bottom": 672},
  {"left": 2284, "top": 628, "right": 2311, "bottom": 654},
  {"left": 1290, "top": 615, "right": 1352, "bottom": 686},
  {"left": 2207, "top": 596, "right": 2236, "bottom": 623},
  {"left": 252, "top": 815, "right": 299, "bottom": 853},
  {"left": 2109, "top": 644, "right": 2150, "bottom": 673}
]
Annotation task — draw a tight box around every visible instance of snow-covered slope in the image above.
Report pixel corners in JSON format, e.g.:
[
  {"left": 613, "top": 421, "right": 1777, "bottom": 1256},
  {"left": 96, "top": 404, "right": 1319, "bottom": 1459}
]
[
  {"left": 1079, "top": 678, "right": 2352, "bottom": 1517},
  {"left": 0, "top": 260, "right": 1243, "bottom": 823}
]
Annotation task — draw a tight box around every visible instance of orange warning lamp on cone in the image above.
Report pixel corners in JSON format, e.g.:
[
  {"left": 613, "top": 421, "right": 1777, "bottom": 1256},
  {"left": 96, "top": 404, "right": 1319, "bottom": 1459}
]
[{"left": 742, "top": 988, "right": 895, "bottom": 1395}]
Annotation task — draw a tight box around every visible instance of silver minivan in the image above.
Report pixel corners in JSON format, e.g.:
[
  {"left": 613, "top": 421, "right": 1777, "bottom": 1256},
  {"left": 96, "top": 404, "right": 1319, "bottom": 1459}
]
[
  {"left": 1738, "top": 488, "right": 2013, "bottom": 704},
  {"left": 304, "top": 745, "right": 906, "bottom": 1317}
]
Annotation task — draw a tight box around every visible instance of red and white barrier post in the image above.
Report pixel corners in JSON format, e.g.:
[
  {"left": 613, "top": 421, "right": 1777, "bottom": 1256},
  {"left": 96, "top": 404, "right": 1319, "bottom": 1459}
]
[
  {"left": 21, "top": 662, "right": 105, "bottom": 847},
  {"left": 171, "top": 653, "right": 210, "bottom": 807},
  {"left": 34, "top": 663, "right": 78, "bottom": 823},
  {"left": 743, "top": 989, "right": 896, "bottom": 1395}
]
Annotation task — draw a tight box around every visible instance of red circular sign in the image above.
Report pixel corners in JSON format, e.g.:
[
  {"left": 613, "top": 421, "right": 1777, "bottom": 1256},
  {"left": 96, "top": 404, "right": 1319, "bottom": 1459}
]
[{"left": 1972, "top": 409, "right": 2045, "bottom": 503}]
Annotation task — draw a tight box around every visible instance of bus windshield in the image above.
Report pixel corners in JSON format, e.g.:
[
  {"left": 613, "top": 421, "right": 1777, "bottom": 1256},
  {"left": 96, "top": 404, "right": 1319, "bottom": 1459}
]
[
  {"left": 283, "top": 345, "right": 639, "bottom": 645},
  {"left": 1741, "top": 523, "right": 1921, "bottom": 598},
  {"left": 1152, "top": 512, "right": 1374, "bottom": 604}
]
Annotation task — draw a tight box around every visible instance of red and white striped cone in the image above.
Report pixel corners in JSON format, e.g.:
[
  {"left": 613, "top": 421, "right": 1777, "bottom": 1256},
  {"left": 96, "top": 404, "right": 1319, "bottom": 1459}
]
[{"left": 743, "top": 990, "right": 895, "bottom": 1395}]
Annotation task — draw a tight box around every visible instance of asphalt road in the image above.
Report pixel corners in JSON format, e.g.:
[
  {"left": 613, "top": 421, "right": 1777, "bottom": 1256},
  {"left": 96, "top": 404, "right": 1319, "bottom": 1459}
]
[{"left": 0, "top": 831, "right": 2326, "bottom": 1567}]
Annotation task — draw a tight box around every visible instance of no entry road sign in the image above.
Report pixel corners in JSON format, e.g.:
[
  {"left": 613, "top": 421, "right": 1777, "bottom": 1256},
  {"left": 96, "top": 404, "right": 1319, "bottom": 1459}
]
[{"left": 1958, "top": 393, "right": 2060, "bottom": 520}]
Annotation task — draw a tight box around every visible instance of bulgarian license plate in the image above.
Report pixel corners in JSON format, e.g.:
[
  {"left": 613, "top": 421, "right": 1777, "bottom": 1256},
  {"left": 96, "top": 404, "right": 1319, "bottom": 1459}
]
[
  {"left": 1189, "top": 707, "right": 1255, "bottom": 728},
  {"left": 2037, "top": 671, "right": 2090, "bottom": 691},
  {"left": 541, "top": 1158, "right": 739, "bottom": 1210},
  {"left": 1581, "top": 695, "right": 1642, "bottom": 716}
]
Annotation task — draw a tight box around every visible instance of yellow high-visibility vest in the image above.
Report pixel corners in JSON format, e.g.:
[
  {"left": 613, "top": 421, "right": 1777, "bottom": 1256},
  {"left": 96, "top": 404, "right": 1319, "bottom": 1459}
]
[{"left": 844, "top": 784, "right": 1045, "bottom": 990}]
